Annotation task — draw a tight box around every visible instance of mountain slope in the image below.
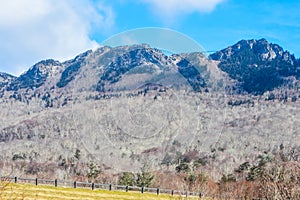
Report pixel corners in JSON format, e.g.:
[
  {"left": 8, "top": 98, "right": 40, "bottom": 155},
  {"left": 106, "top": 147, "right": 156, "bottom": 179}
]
[{"left": 0, "top": 72, "right": 16, "bottom": 88}]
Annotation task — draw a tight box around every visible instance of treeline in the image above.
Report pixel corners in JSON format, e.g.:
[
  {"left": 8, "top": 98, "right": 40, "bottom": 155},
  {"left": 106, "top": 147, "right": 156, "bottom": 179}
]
[{"left": 5, "top": 146, "right": 300, "bottom": 199}]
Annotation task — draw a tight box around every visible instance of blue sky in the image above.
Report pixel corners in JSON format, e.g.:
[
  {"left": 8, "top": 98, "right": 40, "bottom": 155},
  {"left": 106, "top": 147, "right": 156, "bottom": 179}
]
[{"left": 1, "top": 0, "right": 300, "bottom": 75}]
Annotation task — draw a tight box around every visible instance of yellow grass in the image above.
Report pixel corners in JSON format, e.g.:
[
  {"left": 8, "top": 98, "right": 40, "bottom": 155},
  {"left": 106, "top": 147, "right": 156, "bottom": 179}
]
[{"left": 0, "top": 182, "right": 204, "bottom": 200}]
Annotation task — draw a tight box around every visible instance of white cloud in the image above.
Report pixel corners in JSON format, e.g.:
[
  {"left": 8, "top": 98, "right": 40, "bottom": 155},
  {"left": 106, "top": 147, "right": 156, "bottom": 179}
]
[
  {"left": 0, "top": 0, "right": 51, "bottom": 26},
  {"left": 142, "top": 0, "right": 225, "bottom": 19},
  {"left": 0, "top": 0, "right": 114, "bottom": 75}
]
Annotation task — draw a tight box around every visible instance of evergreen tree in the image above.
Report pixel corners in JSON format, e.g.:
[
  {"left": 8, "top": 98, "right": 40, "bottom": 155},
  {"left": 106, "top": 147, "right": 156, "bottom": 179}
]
[
  {"left": 136, "top": 164, "right": 154, "bottom": 187},
  {"left": 118, "top": 172, "right": 136, "bottom": 186},
  {"left": 87, "top": 161, "right": 101, "bottom": 182}
]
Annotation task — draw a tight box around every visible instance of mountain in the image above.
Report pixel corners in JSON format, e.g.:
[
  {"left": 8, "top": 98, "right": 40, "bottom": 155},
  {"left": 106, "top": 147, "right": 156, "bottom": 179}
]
[
  {"left": 0, "top": 40, "right": 299, "bottom": 181},
  {"left": 210, "top": 38, "right": 300, "bottom": 94}
]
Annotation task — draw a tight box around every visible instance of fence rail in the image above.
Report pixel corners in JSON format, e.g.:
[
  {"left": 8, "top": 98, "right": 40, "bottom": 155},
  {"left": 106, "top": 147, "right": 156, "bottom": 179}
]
[{"left": 0, "top": 176, "right": 203, "bottom": 198}]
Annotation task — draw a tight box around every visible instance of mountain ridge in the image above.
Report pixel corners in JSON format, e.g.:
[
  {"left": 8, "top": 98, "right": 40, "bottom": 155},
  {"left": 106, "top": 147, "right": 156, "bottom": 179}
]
[{"left": 1, "top": 38, "right": 299, "bottom": 96}]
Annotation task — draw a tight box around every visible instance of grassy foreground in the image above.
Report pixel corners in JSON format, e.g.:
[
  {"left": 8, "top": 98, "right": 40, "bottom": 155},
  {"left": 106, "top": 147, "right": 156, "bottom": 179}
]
[{"left": 0, "top": 182, "right": 202, "bottom": 200}]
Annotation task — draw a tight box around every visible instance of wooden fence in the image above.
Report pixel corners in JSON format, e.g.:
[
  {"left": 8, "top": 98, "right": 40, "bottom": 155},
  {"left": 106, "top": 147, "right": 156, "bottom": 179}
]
[{"left": 0, "top": 176, "right": 203, "bottom": 198}]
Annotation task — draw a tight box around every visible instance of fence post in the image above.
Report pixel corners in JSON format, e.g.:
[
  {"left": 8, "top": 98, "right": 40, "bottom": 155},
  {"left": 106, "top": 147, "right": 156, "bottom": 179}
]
[
  {"left": 74, "top": 181, "right": 77, "bottom": 188},
  {"left": 35, "top": 178, "right": 38, "bottom": 186},
  {"left": 92, "top": 183, "right": 95, "bottom": 190},
  {"left": 171, "top": 190, "right": 174, "bottom": 196},
  {"left": 157, "top": 188, "right": 160, "bottom": 195},
  {"left": 141, "top": 186, "right": 144, "bottom": 194},
  {"left": 186, "top": 191, "right": 188, "bottom": 198},
  {"left": 125, "top": 186, "right": 128, "bottom": 192},
  {"left": 54, "top": 179, "right": 58, "bottom": 187},
  {"left": 109, "top": 184, "right": 112, "bottom": 191},
  {"left": 14, "top": 177, "right": 17, "bottom": 183}
]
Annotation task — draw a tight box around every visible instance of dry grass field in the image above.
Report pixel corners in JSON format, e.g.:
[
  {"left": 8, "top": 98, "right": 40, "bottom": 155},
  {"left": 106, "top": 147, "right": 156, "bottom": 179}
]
[{"left": 0, "top": 182, "right": 204, "bottom": 200}]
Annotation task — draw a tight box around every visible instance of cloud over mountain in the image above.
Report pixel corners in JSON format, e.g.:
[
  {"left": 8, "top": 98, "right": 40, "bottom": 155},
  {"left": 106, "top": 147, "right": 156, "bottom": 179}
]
[{"left": 0, "top": 0, "right": 114, "bottom": 76}]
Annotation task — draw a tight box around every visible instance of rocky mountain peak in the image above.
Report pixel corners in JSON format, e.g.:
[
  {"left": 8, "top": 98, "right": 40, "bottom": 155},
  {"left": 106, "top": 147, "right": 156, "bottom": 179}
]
[
  {"left": 30, "top": 59, "right": 62, "bottom": 76},
  {"left": 211, "top": 38, "right": 297, "bottom": 66},
  {"left": 210, "top": 39, "right": 299, "bottom": 94},
  {"left": 7, "top": 59, "right": 62, "bottom": 91},
  {"left": 210, "top": 38, "right": 290, "bottom": 62}
]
